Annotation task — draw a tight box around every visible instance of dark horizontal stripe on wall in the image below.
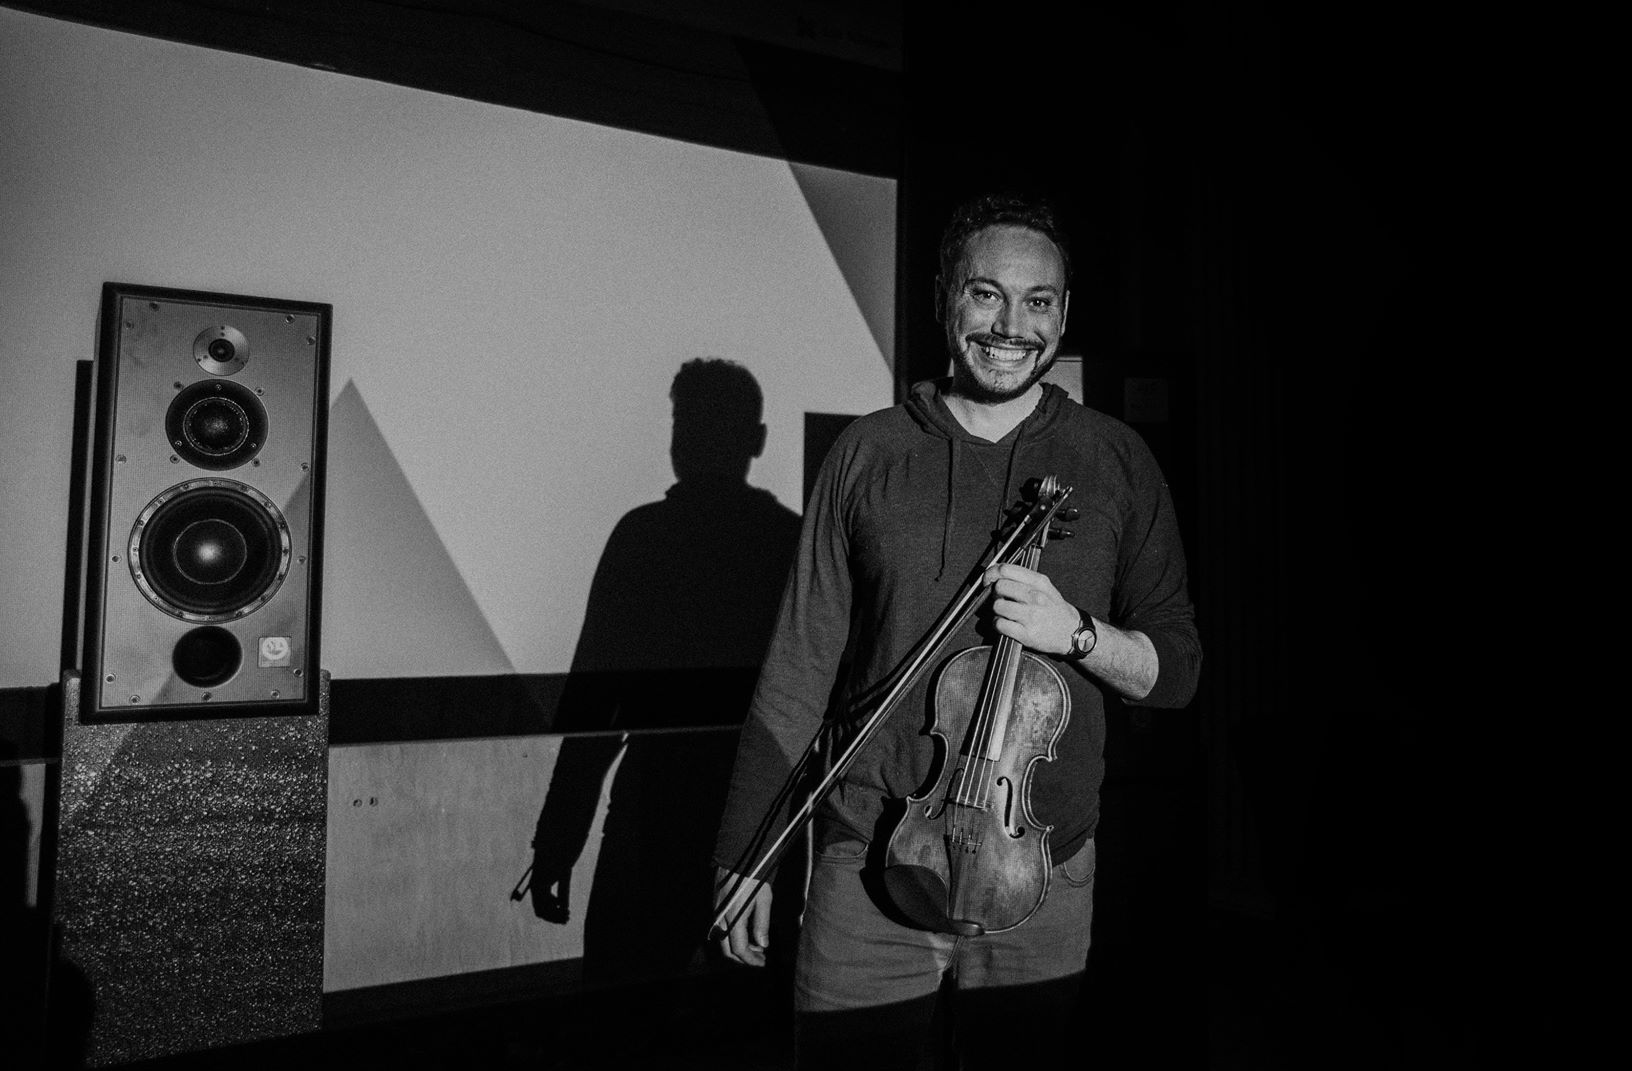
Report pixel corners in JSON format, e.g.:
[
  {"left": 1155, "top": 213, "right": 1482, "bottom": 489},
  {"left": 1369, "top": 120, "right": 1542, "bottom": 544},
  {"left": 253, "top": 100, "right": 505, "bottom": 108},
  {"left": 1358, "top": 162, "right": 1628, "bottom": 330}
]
[
  {"left": 323, "top": 958, "right": 586, "bottom": 1029},
  {"left": 322, "top": 955, "right": 745, "bottom": 1037},
  {"left": 329, "top": 667, "right": 760, "bottom": 746},
  {"left": 10, "top": 0, "right": 901, "bottom": 177},
  {"left": 4, "top": 668, "right": 759, "bottom": 757},
  {"left": 0, "top": 685, "right": 55, "bottom": 765}
]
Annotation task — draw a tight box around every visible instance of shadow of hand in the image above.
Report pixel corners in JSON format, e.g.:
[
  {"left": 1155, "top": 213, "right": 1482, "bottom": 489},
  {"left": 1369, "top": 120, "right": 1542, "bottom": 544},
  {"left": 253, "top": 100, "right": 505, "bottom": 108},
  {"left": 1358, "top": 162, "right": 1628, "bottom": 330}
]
[{"left": 530, "top": 860, "right": 572, "bottom": 924}]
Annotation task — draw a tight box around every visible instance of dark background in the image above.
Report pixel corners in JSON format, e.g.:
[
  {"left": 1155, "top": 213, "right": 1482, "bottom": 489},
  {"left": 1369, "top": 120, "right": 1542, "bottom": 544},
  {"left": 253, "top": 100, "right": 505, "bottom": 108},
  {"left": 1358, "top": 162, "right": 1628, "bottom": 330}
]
[{"left": 1, "top": 1, "right": 1577, "bottom": 1066}]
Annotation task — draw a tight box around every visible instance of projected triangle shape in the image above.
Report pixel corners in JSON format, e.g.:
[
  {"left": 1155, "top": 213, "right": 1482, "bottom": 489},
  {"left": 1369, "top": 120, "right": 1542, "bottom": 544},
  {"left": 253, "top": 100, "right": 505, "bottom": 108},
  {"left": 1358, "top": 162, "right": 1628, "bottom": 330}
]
[
  {"left": 323, "top": 380, "right": 515, "bottom": 678},
  {"left": 789, "top": 162, "right": 896, "bottom": 368}
]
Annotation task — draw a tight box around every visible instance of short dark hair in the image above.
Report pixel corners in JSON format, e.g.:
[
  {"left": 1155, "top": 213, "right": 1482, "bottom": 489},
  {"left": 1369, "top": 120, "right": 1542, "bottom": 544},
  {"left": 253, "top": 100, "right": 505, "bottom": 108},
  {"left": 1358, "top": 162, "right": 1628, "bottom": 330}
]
[{"left": 937, "top": 192, "right": 1073, "bottom": 300}]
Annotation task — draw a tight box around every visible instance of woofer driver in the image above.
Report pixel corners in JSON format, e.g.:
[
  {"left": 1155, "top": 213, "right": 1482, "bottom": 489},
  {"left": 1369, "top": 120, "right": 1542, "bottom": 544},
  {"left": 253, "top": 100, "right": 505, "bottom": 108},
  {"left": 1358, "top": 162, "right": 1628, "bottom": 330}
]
[{"left": 129, "top": 478, "right": 292, "bottom": 621}]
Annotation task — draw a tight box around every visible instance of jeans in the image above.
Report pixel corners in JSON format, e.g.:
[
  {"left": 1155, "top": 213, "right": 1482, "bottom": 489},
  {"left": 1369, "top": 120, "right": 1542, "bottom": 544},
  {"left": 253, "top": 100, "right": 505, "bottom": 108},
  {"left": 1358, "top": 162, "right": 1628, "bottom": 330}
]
[{"left": 793, "top": 833, "right": 1095, "bottom": 1069}]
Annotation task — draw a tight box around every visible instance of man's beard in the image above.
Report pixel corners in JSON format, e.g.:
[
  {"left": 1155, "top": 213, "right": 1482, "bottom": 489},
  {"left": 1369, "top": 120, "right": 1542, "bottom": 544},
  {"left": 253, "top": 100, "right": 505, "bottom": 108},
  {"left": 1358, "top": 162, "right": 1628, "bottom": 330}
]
[{"left": 953, "top": 347, "right": 1058, "bottom": 405}]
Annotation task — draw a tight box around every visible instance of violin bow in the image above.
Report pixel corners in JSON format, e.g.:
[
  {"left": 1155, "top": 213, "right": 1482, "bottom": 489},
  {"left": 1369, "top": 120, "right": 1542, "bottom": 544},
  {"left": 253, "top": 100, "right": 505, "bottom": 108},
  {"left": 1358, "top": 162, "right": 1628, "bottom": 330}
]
[{"left": 708, "top": 480, "right": 1074, "bottom": 943}]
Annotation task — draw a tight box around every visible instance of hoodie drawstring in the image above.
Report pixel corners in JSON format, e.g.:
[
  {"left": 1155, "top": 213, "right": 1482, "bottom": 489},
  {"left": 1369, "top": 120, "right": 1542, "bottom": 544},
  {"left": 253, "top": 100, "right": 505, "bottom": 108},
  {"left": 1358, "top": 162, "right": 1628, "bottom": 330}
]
[
  {"left": 936, "top": 436, "right": 960, "bottom": 582},
  {"left": 1000, "top": 434, "right": 1021, "bottom": 530}
]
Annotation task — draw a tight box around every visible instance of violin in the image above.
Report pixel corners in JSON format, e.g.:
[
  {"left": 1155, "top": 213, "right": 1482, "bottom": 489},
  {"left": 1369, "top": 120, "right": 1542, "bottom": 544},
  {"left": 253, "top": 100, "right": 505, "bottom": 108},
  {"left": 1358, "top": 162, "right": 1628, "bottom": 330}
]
[
  {"left": 708, "top": 477, "right": 1074, "bottom": 944},
  {"left": 882, "top": 476, "right": 1073, "bottom": 936}
]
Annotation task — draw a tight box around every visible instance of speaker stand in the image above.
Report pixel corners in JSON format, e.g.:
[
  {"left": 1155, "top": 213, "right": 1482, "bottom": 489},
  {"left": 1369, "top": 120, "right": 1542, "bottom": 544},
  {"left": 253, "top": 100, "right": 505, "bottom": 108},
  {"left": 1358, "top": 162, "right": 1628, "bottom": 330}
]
[{"left": 50, "top": 669, "right": 329, "bottom": 1066}]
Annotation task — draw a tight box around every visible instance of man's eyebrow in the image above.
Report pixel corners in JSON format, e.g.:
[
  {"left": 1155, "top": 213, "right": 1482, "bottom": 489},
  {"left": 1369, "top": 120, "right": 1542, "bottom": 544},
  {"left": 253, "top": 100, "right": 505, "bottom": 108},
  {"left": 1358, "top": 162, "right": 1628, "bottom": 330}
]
[{"left": 962, "top": 274, "right": 1063, "bottom": 296}]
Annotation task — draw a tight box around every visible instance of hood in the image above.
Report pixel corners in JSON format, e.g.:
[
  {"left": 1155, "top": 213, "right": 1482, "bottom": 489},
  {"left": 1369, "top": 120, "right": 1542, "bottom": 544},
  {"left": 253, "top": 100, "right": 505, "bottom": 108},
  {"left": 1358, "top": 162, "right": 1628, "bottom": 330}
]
[
  {"left": 903, "top": 378, "right": 1074, "bottom": 579},
  {"left": 903, "top": 377, "right": 1074, "bottom": 445}
]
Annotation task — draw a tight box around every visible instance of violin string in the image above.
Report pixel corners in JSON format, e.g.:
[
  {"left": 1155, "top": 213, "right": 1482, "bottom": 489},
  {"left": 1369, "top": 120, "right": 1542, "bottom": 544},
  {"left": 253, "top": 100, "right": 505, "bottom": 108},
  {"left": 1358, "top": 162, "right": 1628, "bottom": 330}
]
[
  {"left": 966, "top": 536, "right": 1038, "bottom": 815},
  {"left": 951, "top": 488, "right": 1058, "bottom": 832}
]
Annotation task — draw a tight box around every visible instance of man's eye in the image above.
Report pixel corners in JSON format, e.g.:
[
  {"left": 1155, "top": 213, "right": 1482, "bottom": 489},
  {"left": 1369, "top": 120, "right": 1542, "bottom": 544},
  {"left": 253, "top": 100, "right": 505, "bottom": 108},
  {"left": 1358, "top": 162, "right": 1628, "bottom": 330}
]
[
  {"left": 970, "top": 288, "right": 999, "bottom": 302},
  {"left": 1028, "top": 297, "right": 1055, "bottom": 310}
]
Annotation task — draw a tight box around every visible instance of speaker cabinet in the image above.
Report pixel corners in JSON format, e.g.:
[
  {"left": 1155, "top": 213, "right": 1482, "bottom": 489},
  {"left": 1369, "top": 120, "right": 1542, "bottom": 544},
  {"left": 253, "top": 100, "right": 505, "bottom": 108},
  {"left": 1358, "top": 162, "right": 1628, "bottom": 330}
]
[{"left": 83, "top": 283, "right": 330, "bottom": 720}]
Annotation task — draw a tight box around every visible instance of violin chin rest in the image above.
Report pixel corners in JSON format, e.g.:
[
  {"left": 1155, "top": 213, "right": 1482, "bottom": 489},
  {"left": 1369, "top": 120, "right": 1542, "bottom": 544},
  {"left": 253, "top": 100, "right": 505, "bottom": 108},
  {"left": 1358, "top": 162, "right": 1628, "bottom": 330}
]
[{"left": 881, "top": 864, "right": 986, "bottom": 936}]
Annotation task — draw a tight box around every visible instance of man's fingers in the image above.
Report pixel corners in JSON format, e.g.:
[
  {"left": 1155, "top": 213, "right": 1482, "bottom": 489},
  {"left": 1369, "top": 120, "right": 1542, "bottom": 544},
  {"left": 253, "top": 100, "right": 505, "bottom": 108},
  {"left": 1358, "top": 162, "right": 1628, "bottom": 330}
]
[
  {"left": 714, "top": 869, "right": 771, "bottom": 968},
  {"left": 723, "top": 922, "right": 766, "bottom": 967}
]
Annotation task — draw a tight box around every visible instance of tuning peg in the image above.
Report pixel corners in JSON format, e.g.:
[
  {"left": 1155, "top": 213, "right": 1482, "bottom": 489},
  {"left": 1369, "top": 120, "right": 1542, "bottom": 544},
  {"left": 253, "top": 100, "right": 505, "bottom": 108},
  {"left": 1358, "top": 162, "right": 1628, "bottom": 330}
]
[
  {"left": 1048, "top": 527, "right": 1074, "bottom": 540},
  {"left": 1057, "top": 507, "right": 1080, "bottom": 522}
]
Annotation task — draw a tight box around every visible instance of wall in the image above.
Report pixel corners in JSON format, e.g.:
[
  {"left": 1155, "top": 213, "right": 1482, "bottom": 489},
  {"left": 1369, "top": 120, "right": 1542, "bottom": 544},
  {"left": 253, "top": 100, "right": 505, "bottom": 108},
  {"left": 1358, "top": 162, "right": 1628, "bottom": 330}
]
[
  {"left": 0, "top": 7, "right": 895, "bottom": 687},
  {"left": 1, "top": 7, "right": 895, "bottom": 991}
]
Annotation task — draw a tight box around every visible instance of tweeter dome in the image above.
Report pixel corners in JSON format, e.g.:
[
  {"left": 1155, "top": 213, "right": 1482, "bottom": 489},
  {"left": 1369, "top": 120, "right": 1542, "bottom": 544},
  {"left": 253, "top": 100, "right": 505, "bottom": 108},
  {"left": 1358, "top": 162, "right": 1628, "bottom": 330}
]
[{"left": 83, "top": 283, "right": 331, "bottom": 720}]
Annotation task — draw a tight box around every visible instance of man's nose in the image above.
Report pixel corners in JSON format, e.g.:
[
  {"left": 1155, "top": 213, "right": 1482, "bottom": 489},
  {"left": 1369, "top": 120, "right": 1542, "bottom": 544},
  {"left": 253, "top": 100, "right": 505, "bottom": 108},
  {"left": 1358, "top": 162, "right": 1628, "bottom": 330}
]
[{"left": 992, "top": 300, "right": 1022, "bottom": 338}]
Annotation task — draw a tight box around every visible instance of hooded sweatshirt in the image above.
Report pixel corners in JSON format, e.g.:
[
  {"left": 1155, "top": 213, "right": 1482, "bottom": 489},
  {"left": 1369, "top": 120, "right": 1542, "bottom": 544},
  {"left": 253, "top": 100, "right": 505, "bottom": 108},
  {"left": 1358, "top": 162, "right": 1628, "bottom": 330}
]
[{"left": 714, "top": 379, "right": 1200, "bottom": 873}]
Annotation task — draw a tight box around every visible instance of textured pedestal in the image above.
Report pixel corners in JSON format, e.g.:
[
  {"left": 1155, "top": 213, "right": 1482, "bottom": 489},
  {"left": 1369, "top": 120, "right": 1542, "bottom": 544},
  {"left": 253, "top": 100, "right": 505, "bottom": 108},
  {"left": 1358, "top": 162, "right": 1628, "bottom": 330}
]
[{"left": 52, "top": 671, "right": 328, "bottom": 1065}]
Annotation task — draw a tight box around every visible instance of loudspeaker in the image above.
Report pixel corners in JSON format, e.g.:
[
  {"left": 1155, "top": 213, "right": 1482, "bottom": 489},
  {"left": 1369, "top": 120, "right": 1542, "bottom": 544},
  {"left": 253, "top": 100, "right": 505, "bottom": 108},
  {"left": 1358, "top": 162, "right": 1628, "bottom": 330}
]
[{"left": 82, "top": 283, "right": 330, "bottom": 720}]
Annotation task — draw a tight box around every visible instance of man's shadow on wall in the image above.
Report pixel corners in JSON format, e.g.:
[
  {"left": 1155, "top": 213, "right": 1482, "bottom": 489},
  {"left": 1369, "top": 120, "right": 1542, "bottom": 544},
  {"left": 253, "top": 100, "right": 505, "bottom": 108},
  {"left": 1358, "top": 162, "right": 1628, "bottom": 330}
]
[{"left": 528, "top": 359, "right": 802, "bottom": 988}]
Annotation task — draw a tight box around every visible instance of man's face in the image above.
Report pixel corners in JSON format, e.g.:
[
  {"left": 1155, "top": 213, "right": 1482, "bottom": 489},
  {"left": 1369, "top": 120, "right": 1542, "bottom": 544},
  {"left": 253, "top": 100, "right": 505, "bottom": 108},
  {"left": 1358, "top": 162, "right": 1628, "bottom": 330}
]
[{"left": 942, "top": 224, "right": 1070, "bottom": 404}]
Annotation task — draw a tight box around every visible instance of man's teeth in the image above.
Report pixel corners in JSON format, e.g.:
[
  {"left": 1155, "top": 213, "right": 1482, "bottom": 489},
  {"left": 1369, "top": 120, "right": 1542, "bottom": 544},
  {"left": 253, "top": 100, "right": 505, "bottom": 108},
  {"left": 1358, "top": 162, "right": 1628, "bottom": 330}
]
[{"left": 981, "top": 344, "right": 1031, "bottom": 360}]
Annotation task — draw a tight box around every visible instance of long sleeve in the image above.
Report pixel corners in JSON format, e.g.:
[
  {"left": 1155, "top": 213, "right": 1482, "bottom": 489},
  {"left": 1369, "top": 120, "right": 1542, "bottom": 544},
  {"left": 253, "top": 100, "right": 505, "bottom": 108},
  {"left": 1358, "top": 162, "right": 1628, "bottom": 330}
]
[
  {"left": 712, "top": 441, "right": 855, "bottom": 871},
  {"left": 1112, "top": 440, "right": 1201, "bottom": 709}
]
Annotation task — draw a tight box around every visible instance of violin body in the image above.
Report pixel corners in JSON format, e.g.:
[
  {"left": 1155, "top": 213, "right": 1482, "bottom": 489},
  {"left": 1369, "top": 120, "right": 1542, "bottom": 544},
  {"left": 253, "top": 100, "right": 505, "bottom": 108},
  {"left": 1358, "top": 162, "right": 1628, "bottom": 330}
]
[
  {"left": 883, "top": 642, "right": 1071, "bottom": 935},
  {"left": 709, "top": 475, "right": 1076, "bottom": 945}
]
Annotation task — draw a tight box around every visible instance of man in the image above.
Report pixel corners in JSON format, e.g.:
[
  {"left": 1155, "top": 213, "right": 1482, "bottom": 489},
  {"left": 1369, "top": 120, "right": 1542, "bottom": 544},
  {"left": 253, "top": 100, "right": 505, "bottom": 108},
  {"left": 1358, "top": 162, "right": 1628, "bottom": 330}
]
[{"left": 714, "top": 193, "right": 1201, "bottom": 1067}]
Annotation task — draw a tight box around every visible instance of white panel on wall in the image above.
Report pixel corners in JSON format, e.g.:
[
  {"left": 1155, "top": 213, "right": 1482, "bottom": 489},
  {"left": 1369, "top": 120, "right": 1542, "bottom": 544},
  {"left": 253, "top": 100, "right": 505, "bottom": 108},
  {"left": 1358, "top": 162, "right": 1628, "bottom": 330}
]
[
  {"left": 324, "top": 734, "right": 617, "bottom": 989},
  {"left": 0, "top": 8, "right": 896, "bottom": 687}
]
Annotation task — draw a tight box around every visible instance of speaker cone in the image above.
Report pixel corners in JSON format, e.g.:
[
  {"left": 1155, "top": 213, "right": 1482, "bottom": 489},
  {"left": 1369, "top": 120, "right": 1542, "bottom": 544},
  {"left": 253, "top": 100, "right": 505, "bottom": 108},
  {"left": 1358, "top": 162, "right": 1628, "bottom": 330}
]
[
  {"left": 130, "top": 479, "right": 291, "bottom": 621},
  {"left": 165, "top": 380, "right": 268, "bottom": 470}
]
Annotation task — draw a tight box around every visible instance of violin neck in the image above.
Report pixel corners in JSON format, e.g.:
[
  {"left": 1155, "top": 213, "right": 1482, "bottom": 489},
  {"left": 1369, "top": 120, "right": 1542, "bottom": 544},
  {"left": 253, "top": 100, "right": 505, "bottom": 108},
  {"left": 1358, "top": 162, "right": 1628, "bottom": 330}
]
[{"left": 971, "top": 541, "right": 1043, "bottom": 760}]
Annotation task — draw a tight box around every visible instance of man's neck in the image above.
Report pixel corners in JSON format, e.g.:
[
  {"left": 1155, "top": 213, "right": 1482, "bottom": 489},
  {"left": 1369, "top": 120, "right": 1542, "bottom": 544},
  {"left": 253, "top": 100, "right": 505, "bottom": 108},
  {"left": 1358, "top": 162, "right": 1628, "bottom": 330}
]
[{"left": 943, "top": 383, "right": 1044, "bottom": 443}]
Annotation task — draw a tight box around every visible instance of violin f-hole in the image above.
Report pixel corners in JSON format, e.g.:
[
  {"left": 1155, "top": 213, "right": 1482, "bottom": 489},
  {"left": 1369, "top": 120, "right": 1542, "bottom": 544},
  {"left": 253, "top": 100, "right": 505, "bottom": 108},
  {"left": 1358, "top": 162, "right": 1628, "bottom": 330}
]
[{"left": 997, "top": 776, "right": 1024, "bottom": 839}]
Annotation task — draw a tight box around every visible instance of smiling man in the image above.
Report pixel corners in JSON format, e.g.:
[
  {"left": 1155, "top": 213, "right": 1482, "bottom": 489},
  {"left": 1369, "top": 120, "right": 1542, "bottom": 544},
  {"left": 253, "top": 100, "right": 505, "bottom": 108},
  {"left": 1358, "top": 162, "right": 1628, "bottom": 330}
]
[
  {"left": 941, "top": 219, "right": 1070, "bottom": 413},
  {"left": 713, "top": 193, "right": 1202, "bottom": 1068}
]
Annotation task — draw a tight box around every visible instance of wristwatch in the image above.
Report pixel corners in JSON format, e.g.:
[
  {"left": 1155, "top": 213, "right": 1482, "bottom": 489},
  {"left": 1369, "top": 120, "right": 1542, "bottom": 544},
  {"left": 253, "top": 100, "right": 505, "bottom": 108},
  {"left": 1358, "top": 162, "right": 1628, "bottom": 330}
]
[{"left": 1065, "top": 609, "right": 1098, "bottom": 660}]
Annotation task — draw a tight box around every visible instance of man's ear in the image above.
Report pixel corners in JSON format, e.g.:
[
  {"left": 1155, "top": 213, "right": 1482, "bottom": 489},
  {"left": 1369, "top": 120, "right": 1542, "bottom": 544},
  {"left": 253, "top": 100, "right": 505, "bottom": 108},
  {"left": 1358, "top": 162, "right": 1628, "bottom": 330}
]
[
  {"left": 1060, "top": 289, "right": 1070, "bottom": 335},
  {"left": 933, "top": 275, "right": 947, "bottom": 324},
  {"left": 751, "top": 423, "right": 767, "bottom": 460}
]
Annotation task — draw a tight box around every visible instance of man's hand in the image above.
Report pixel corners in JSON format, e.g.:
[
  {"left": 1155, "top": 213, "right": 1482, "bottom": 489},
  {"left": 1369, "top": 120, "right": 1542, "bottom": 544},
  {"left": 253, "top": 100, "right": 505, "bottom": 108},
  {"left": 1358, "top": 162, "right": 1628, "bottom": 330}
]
[
  {"left": 714, "top": 867, "right": 773, "bottom": 967},
  {"left": 984, "top": 562, "right": 1079, "bottom": 655},
  {"left": 985, "top": 562, "right": 1160, "bottom": 699}
]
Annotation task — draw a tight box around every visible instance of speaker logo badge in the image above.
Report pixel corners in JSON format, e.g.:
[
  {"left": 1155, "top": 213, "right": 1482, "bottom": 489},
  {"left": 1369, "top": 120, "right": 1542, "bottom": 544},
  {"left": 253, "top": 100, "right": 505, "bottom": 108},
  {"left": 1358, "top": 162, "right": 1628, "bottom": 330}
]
[{"left": 258, "top": 636, "right": 293, "bottom": 668}]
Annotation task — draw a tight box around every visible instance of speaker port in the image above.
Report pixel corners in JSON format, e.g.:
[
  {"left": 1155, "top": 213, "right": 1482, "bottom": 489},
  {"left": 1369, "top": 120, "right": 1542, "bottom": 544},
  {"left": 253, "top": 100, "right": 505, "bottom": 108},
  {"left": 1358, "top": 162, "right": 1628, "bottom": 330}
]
[{"left": 172, "top": 626, "right": 243, "bottom": 687}]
